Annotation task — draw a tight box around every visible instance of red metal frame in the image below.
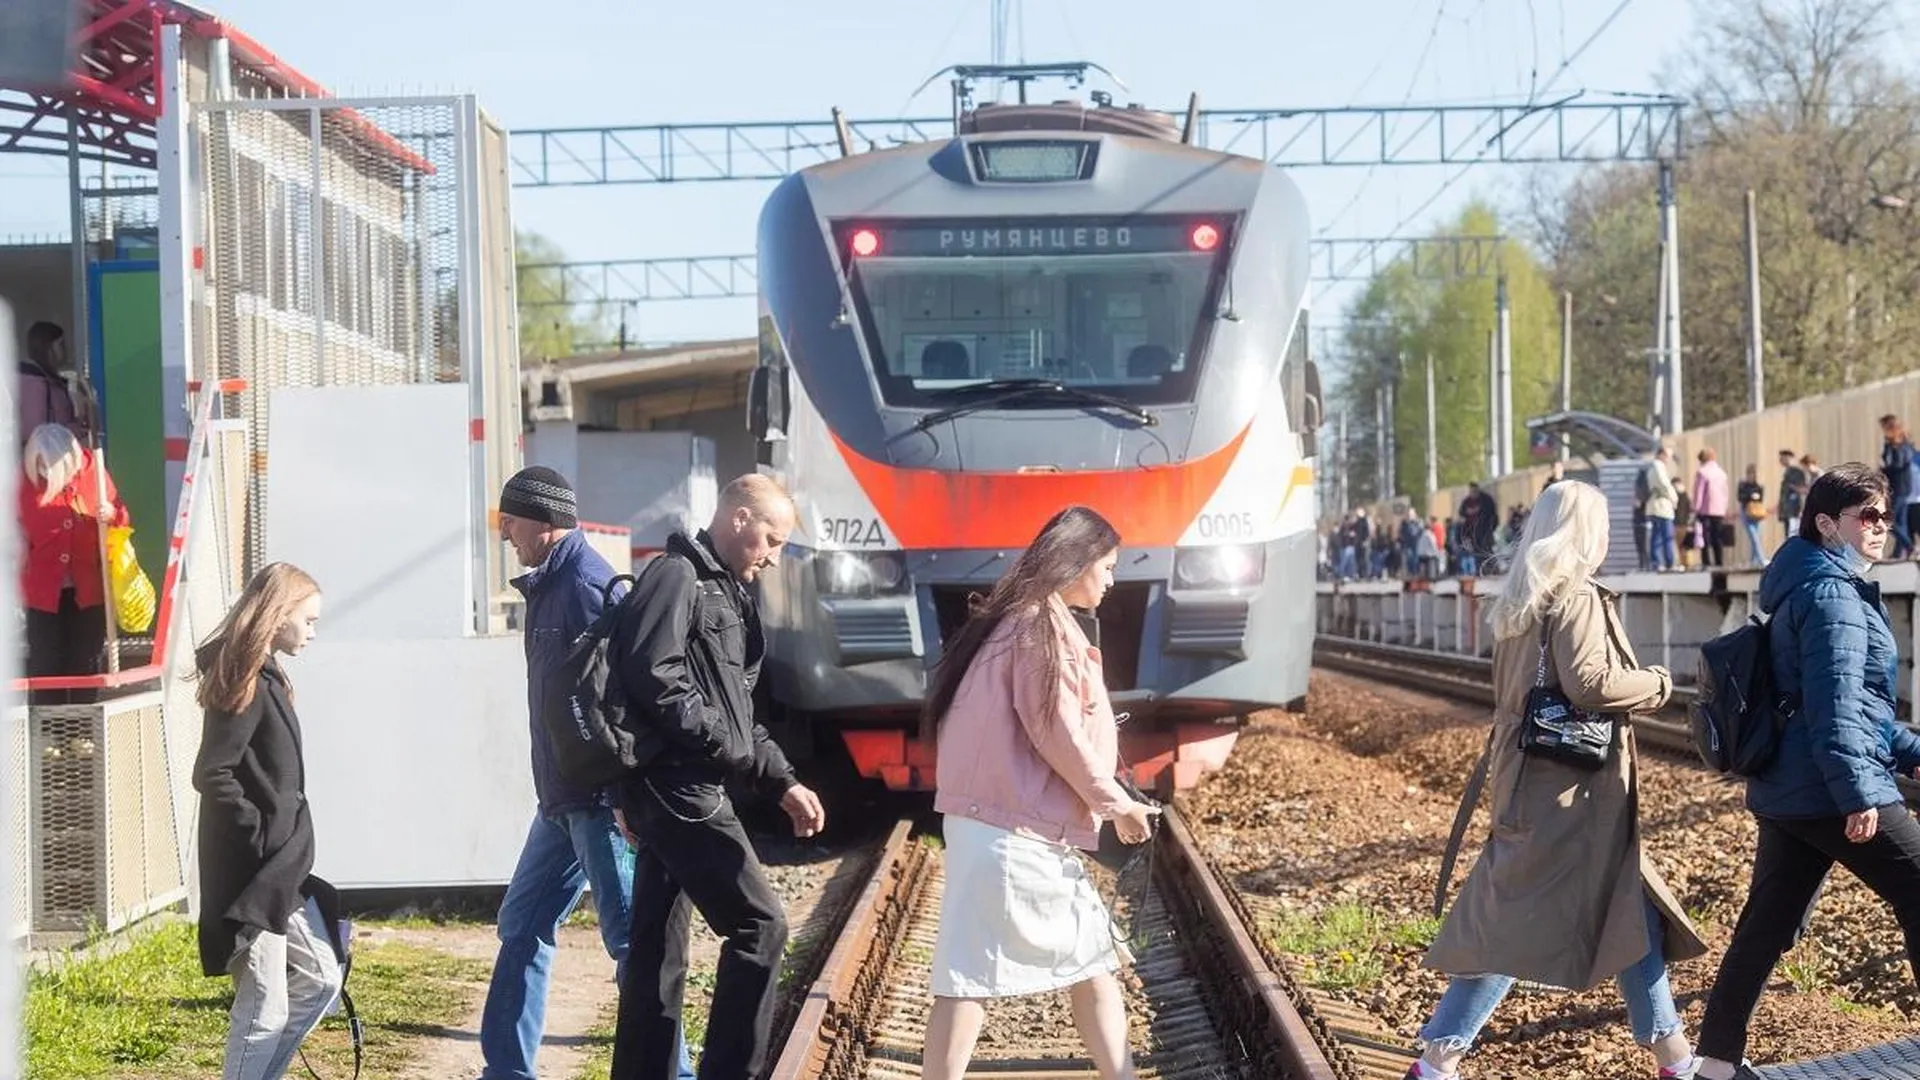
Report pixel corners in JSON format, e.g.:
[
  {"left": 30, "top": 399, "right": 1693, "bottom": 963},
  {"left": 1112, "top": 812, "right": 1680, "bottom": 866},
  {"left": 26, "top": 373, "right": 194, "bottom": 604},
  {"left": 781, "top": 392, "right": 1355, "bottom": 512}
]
[{"left": 0, "top": 0, "right": 433, "bottom": 173}]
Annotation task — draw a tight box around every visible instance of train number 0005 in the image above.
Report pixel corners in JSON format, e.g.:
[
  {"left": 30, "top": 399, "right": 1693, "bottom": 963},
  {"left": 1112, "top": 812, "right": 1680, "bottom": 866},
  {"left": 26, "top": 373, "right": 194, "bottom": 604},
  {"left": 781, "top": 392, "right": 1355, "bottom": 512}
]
[
  {"left": 1195, "top": 512, "right": 1256, "bottom": 539},
  {"left": 820, "top": 516, "right": 887, "bottom": 547}
]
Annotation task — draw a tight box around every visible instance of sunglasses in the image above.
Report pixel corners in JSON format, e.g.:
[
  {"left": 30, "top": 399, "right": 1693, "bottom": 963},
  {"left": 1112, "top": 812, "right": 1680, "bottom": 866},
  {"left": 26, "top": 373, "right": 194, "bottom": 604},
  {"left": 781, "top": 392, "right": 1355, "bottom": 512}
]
[{"left": 1843, "top": 507, "right": 1893, "bottom": 528}]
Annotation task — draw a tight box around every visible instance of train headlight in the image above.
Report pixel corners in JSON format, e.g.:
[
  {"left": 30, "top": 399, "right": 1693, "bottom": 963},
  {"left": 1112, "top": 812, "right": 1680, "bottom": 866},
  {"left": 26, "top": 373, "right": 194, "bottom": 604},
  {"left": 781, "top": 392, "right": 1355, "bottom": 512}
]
[
  {"left": 1173, "top": 545, "right": 1265, "bottom": 590},
  {"left": 816, "top": 550, "right": 911, "bottom": 597}
]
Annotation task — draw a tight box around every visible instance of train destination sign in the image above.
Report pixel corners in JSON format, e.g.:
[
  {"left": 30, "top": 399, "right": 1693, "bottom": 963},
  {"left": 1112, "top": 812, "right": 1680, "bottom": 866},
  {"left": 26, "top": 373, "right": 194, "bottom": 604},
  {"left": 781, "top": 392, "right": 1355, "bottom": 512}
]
[{"left": 860, "top": 220, "right": 1217, "bottom": 258}]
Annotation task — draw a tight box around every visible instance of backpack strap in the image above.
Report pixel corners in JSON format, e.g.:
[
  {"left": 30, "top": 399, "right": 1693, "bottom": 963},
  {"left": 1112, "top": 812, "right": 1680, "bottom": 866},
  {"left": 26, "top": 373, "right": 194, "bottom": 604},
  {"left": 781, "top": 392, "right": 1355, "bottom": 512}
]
[{"left": 1434, "top": 727, "right": 1495, "bottom": 919}]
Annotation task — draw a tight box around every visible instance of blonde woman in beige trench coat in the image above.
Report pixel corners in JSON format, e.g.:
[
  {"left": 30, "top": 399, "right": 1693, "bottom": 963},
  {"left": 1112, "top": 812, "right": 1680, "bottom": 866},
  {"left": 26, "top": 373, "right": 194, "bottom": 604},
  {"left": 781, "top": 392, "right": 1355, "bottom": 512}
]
[{"left": 1407, "top": 481, "right": 1710, "bottom": 1080}]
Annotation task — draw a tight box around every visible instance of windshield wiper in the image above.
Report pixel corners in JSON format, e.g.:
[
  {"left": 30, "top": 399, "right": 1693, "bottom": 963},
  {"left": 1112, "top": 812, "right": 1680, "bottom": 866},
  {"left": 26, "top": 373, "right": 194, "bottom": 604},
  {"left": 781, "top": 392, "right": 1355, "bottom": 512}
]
[
  {"left": 923, "top": 377, "right": 1065, "bottom": 398},
  {"left": 910, "top": 382, "right": 1157, "bottom": 432}
]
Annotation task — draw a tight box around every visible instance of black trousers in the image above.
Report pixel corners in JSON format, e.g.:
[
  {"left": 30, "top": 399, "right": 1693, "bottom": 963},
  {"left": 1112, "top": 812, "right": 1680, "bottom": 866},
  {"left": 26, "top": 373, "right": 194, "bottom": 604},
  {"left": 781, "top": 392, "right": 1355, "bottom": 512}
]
[
  {"left": 1697, "top": 804, "right": 1920, "bottom": 1062},
  {"left": 612, "top": 769, "right": 787, "bottom": 1080},
  {"left": 26, "top": 589, "right": 106, "bottom": 701},
  {"left": 1699, "top": 514, "right": 1726, "bottom": 567}
]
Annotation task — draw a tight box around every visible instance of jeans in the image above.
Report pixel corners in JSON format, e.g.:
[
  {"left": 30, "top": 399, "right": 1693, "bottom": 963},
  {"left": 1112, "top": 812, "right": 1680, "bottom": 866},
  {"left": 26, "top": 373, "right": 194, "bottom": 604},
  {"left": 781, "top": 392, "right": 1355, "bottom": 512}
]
[
  {"left": 1743, "top": 518, "right": 1767, "bottom": 566},
  {"left": 481, "top": 807, "right": 693, "bottom": 1080},
  {"left": 224, "top": 897, "right": 343, "bottom": 1080},
  {"left": 1697, "top": 805, "right": 1920, "bottom": 1063},
  {"left": 1648, "top": 517, "right": 1677, "bottom": 570},
  {"left": 1420, "top": 897, "right": 1681, "bottom": 1054},
  {"left": 614, "top": 771, "right": 788, "bottom": 1080}
]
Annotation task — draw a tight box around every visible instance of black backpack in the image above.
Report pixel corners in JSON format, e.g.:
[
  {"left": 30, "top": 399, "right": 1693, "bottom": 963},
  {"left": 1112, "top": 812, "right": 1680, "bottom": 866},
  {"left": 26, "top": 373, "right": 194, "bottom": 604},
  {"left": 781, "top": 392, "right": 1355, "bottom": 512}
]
[
  {"left": 1690, "top": 614, "right": 1795, "bottom": 776},
  {"left": 537, "top": 567, "right": 652, "bottom": 792},
  {"left": 1634, "top": 463, "right": 1655, "bottom": 505}
]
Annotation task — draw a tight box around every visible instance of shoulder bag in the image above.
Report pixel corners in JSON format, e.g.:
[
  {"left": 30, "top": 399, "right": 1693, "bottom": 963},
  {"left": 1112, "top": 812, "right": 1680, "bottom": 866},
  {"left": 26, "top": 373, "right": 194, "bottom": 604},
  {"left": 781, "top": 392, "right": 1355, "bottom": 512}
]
[{"left": 1516, "top": 617, "right": 1615, "bottom": 771}]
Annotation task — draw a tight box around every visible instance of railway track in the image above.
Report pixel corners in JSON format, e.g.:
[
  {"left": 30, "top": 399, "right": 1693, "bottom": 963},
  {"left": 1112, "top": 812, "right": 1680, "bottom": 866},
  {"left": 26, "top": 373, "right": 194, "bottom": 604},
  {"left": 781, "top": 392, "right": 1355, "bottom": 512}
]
[
  {"left": 1309, "top": 635, "right": 1920, "bottom": 1079},
  {"left": 764, "top": 810, "right": 1366, "bottom": 1080},
  {"left": 1310, "top": 636, "right": 1701, "bottom": 758}
]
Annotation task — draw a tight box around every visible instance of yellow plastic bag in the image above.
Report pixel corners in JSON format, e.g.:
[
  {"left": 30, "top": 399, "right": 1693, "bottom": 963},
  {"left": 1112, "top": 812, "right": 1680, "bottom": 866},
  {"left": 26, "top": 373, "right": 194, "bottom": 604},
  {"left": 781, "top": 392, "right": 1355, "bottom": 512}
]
[{"left": 106, "top": 526, "right": 156, "bottom": 635}]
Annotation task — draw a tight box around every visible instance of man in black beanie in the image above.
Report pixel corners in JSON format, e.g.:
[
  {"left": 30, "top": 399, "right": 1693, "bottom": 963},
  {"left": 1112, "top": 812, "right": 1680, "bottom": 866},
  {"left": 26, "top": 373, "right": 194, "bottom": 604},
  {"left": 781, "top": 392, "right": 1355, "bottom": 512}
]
[{"left": 480, "top": 466, "right": 693, "bottom": 1080}]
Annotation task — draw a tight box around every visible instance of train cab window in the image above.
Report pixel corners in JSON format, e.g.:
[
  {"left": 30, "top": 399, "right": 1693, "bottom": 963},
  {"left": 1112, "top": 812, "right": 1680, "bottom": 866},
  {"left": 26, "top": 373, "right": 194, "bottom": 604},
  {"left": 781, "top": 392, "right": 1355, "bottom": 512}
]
[{"left": 841, "top": 218, "right": 1230, "bottom": 408}]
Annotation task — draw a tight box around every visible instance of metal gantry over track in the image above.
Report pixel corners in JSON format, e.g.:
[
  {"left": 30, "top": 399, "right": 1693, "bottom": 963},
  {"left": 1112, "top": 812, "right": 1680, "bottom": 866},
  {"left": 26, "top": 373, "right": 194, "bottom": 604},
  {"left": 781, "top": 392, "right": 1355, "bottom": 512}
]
[{"left": 507, "top": 94, "right": 1682, "bottom": 187}]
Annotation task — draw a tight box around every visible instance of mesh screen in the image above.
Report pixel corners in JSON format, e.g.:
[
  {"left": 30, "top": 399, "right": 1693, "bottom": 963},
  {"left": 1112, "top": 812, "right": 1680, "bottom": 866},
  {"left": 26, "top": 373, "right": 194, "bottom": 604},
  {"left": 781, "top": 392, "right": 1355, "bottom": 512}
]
[
  {"left": 6, "top": 706, "right": 28, "bottom": 941},
  {"left": 199, "top": 98, "right": 474, "bottom": 580},
  {"left": 32, "top": 707, "right": 104, "bottom": 932},
  {"left": 105, "top": 704, "right": 144, "bottom": 921},
  {"left": 82, "top": 177, "right": 162, "bottom": 255}
]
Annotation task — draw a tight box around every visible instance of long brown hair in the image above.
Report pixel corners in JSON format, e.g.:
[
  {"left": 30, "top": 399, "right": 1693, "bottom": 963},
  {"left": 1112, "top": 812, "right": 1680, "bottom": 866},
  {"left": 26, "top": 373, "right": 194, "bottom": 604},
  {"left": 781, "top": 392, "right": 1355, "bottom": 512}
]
[
  {"left": 921, "top": 506, "right": 1121, "bottom": 739},
  {"left": 195, "top": 563, "right": 321, "bottom": 713}
]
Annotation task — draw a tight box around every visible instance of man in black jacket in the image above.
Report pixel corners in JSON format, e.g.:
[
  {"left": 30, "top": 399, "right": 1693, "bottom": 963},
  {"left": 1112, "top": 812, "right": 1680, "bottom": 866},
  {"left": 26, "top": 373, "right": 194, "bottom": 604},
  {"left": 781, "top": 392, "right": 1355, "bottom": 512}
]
[{"left": 610, "top": 473, "right": 825, "bottom": 1080}]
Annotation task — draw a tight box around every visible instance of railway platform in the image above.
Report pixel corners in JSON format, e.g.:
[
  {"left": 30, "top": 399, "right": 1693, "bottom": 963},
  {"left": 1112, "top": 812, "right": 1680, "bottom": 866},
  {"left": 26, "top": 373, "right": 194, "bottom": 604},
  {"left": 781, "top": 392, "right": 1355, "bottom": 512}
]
[{"left": 1316, "top": 564, "right": 1920, "bottom": 709}]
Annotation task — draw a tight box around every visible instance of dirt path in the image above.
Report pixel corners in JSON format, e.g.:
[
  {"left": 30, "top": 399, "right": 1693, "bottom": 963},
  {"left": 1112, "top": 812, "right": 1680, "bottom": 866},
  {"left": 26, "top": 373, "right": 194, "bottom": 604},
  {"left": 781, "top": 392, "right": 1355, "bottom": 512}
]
[{"left": 367, "top": 921, "right": 620, "bottom": 1080}]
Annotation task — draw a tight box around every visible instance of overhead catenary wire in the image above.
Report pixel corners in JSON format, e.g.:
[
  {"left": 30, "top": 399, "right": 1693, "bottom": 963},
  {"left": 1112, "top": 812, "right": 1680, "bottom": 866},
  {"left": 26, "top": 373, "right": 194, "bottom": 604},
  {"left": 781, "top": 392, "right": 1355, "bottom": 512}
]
[
  {"left": 1313, "top": 0, "right": 1644, "bottom": 300},
  {"left": 1316, "top": 0, "right": 1453, "bottom": 237}
]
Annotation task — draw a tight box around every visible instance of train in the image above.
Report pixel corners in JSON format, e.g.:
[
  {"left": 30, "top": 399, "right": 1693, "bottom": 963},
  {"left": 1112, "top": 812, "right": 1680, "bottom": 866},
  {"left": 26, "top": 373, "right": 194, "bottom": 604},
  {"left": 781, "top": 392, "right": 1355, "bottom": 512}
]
[{"left": 745, "top": 74, "right": 1322, "bottom": 795}]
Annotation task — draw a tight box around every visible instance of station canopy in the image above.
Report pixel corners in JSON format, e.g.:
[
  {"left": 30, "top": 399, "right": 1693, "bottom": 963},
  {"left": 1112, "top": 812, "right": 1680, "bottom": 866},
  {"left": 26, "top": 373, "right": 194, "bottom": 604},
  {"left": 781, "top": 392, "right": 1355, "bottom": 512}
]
[{"left": 0, "top": 0, "right": 424, "bottom": 171}]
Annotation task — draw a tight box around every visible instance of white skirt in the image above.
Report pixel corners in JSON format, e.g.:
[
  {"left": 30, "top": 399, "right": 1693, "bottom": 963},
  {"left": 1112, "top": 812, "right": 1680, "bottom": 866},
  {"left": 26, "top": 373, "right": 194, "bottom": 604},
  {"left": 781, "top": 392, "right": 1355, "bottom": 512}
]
[{"left": 929, "top": 815, "right": 1129, "bottom": 999}]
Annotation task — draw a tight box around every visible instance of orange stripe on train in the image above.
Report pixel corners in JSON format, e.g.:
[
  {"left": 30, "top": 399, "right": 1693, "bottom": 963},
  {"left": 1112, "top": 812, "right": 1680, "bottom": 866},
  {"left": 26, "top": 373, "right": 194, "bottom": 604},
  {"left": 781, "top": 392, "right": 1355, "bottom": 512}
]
[{"left": 829, "top": 426, "right": 1250, "bottom": 549}]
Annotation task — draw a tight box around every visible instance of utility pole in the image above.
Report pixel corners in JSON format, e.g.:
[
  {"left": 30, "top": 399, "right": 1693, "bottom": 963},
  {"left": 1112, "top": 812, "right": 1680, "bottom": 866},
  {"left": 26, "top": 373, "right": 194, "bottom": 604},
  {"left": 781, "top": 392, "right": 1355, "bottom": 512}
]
[
  {"left": 1425, "top": 352, "right": 1439, "bottom": 496},
  {"left": 1658, "top": 160, "right": 1684, "bottom": 434},
  {"left": 1375, "top": 386, "right": 1388, "bottom": 502},
  {"left": 1337, "top": 410, "right": 1350, "bottom": 513},
  {"left": 1560, "top": 290, "right": 1573, "bottom": 462},
  {"left": 1384, "top": 373, "right": 1398, "bottom": 499},
  {"left": 1649, "top": 237, "right": 1670, "bottom": 436},
  {"left": 1745, "top": 189, "right": 1765, "bottom": 413},
  {"left": 1486, "top": 329, "right": 1498, "bottom": 480},
  {"left": 1495, "top": 274, "right": 1513, "bottom": 477}
]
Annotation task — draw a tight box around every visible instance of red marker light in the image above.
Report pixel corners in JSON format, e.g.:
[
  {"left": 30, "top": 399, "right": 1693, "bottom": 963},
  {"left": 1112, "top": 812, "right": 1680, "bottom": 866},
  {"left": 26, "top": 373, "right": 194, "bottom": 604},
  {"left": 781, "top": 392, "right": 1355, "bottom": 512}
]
[
  {"left": 850, "top": 228, "right": 880, "bottom": 257},
  {"left": 1190, "top": 223, "right": 1220, "bottom": 251}
]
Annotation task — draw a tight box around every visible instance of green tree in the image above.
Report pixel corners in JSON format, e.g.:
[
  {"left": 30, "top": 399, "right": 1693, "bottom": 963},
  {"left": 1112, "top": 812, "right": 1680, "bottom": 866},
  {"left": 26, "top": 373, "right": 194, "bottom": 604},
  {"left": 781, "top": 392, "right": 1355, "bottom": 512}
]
[
  {"left": 1534, "top": 0, "right": 1920, "bottom": 430},
  {"left": 516, "top": 230, "right": 612, "bottom": 361},
  {"left": 1332, "top": 203, "right": 1563, "bottom": 507}
]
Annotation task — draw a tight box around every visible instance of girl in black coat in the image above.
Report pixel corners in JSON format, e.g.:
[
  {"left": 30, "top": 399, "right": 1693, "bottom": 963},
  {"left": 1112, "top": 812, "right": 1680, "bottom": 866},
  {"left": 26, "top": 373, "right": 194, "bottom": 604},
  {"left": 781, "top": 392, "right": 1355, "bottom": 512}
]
[{"left": 192, "top": 562, "right": 340, "bottom": 1080}]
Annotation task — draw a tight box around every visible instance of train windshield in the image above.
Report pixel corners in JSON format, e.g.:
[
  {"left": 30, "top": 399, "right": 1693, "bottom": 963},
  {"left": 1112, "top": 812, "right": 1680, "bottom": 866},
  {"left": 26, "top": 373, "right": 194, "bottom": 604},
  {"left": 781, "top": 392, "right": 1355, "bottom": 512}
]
[{"left": 841, "top": 218, "right": 1230, "bottom": 407}]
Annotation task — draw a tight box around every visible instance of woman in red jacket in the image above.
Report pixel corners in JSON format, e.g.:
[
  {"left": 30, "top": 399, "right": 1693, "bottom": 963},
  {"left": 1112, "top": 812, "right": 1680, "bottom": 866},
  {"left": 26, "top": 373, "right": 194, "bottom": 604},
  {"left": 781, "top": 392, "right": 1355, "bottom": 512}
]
[{"left": 18, "top": 422, "right": 128, "bottom": 678}]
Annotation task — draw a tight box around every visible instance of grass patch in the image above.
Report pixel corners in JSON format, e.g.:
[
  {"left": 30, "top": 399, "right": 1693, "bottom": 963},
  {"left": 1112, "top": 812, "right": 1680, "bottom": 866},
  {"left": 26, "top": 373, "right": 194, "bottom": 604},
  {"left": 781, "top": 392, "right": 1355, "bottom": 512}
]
[
  {"left": 569, "top": 1002, "right": 619, "bottom": 1080},
  {"left": 27, "top": 918, "right": 489, "bottom": 1080},
  {"left": 1268, "top": 903, "right": 1436, "bottom": 993},
  {"left": 1781, "top": 938, "right": 1832, "bottom": 994}
]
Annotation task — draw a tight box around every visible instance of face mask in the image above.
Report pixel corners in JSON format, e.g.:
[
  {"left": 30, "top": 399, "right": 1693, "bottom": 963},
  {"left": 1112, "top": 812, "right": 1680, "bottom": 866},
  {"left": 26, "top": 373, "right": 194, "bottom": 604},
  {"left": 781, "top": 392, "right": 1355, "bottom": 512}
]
[{"left": 1824, "top": 533, "right": 1869, "bottom": 572}]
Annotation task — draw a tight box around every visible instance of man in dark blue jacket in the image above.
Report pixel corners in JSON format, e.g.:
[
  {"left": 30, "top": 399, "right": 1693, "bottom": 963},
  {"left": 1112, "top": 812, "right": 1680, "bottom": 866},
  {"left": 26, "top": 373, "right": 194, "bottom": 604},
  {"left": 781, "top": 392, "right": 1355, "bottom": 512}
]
[{"left": 479, "top": 467, "right": 692, "bottom": 1080}]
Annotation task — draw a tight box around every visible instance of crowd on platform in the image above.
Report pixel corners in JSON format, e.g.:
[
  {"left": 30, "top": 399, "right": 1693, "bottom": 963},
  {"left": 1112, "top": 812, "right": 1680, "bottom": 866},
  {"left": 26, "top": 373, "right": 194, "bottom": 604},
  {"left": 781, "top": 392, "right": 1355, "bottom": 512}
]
[{"left": 1321, "top": 415, "right": 1920, "bottom": 583}]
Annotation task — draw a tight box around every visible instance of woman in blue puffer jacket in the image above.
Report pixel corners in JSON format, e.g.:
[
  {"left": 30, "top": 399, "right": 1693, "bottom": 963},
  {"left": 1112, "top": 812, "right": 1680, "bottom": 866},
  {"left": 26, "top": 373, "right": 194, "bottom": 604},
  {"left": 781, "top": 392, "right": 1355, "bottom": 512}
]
[{"left": 1695, "top": 463, "right": 1920, "bottom": 1080}]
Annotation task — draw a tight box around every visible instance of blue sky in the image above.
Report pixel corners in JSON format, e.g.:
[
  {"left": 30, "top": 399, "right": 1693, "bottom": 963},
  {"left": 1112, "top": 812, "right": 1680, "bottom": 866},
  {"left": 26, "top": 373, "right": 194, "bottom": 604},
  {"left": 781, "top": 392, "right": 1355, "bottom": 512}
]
[{"left": 4, "top": 0, "right": 1712, "bottom": 343}]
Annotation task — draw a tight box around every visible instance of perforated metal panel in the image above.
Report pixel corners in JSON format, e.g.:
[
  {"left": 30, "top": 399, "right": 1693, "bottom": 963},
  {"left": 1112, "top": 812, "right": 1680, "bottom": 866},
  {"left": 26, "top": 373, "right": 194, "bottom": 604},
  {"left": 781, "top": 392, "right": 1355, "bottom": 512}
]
[
  {"left": 32, "top": 706, "right": 105, "bottom": 932},
  {"left": 29, "top": 693, "right": 183, "bottom": 936},
  {"left": 1760, "top": 1038, "right": 1920, "bottom": 1079},
  {"left": 6, "top": 705, "right": 29, "bottom": 942}
]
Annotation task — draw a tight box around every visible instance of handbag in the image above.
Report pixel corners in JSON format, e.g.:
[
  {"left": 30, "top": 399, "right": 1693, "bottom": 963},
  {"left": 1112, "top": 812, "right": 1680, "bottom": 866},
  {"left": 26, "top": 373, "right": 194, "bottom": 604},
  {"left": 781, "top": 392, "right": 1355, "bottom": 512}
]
[
  {"left": 1516, "top": 619, "right": 1615, "bottom": 771},
  {"left": 105, "top": 525, "right": 156, "bottom": 634},
  {"left": 1092, "top": 769, "right": 1160, "bottom": 872}
]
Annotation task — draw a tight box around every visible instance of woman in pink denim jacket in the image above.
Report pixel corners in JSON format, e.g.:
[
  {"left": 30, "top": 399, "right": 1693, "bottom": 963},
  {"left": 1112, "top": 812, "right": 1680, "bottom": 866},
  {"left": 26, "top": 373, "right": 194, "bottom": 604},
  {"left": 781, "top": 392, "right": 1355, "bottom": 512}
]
[{"left": 918, "top": 505, "right": 1160, "bottom": 1080}]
